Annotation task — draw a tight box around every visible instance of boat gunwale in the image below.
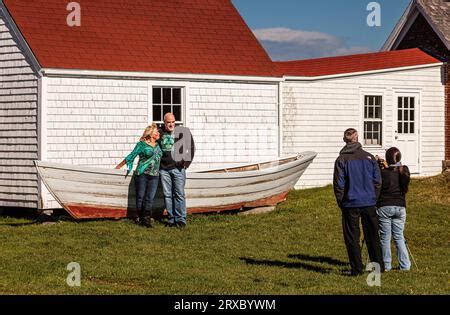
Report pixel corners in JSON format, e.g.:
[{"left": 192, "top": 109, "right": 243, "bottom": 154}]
[
  {"left": 40, "top": 159, "right": 311, "bottom": 195},
  {"left": 48, "top": 163, "right": 306, "bottom": 200},
  {"left": 34, "top": 152, "right": 317, "bottom": 180}
]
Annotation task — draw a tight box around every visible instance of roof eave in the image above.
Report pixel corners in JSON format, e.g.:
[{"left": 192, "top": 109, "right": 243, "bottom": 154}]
[
  {"left": 282, "top": 62, "right": 443, "bottom": 81},
  {"left": 381, "top": 0, "right": 416, "bottom": 51}
]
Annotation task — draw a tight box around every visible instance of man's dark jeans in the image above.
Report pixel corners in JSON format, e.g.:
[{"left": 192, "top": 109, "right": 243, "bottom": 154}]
[
  {"left": 135, "top": 174, "right": 159, "bottom": 219},
  {"left": 341, "top": 206, "right": 385, "bottom": 275}
]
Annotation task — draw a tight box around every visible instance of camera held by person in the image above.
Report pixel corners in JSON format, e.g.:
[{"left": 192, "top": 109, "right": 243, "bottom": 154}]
[{"left": 375, "top": 155, "right": 388, "bottom": 169}]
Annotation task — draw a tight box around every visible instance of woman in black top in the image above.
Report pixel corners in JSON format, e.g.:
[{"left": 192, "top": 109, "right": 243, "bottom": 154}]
[{"left": 376, "top": 147, "right": 411, "bottom": 271}]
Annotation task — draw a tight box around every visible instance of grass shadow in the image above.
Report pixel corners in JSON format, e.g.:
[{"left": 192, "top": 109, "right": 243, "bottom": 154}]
[
  {"left": 240, "top": 257, "right": 331, "bottom": 274},
  {"left": 288, "top": 253, "right": 360, "bottom": 277},
  {"left": 288, "top": 253, "right": 348, "bottom": 267},
  {"left": 0, "top": 213, "right": 61, "bottom": 227}
]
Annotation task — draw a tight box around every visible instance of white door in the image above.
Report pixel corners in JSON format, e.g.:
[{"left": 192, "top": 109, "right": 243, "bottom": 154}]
[{"left": 394, "top": 93, "right": 419, "bottom": 173}]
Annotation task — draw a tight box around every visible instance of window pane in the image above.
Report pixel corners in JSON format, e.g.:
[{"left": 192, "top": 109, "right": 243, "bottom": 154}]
[
  {"left": 398, "top": 122, "right": 403, "bottom": 133},
  {"left": 404, "top": 97, "right": 409, "bottom": 109},
  {"left": 163, "top": 105, "right": 171, "bottom": 116},
  {"left": 153, "top": 105, "right": 162, "bottom": 122},
  {"left": 173, "top": 105, "right": 181, "bottom": 121},
  {"left": 363, "top": 96, "right": 382, "bottom": 145},
  {"left": 378, "top": 128, "right": 382, "bottom": 145},
  {"left": 163, "top": 88, "right": 171, "bottom": 104},
  {"left": 375, "top": 96, "right": 382, "bottom": 106},
  {"left": 398, "top": 110, "right": 402, "bottom": 121},
  {"left": 398, "top": 97, "right": 403, "bottom": 108},
  {"left": 410, "top": 110, "right": 414, "bottom": 121},
  {"left": 410, "top": 97, "right": 414, "bottom": 109},
  {"left": 404, "top": 122, "right": 409, "bottom": 133},
  {"left": 410, "top": 122, "right": 414, "bottom": 134},
  {"left": 364, "top": 122, "right": 369, "bottom": 144},
  {"left": 153, "top": 88, "right": 161, "bottom": 104},
  {"left": 172, "top": 89, "right": 181, "bottom": 104},
  {"left": 153, "top": 87, "right": 184, "bottom": 124},
  {"left": 375, "top": 106, "right": 381, "bottom": 119},
  {"left": 364, "top": 122, "right": 382, "bottom": 145}
]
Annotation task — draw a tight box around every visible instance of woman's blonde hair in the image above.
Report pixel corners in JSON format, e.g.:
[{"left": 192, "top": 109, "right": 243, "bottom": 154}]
[{"left": 140, "top": 123, "right": 158, "bottom": 141}]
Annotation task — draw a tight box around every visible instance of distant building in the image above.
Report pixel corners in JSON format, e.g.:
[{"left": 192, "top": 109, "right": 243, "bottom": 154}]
[{"left": 382, "top": 0, "right": 449, "bottom": 165}]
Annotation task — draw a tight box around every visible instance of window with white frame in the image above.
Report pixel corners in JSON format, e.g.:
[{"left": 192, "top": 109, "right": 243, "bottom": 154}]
[
  {"left": 152, "top": 87, "right": 183, "bottom": 124},
  {"left": 397, "top": 96, "right": 415, "bottom": 134},
  {"left": 363, "top": 95, "right": 382, "bottom": 145}
]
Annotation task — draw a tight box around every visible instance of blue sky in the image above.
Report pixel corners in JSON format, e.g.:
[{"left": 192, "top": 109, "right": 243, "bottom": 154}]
[{"left": 231, "top": 0, "right": 410, "bottom": 60}]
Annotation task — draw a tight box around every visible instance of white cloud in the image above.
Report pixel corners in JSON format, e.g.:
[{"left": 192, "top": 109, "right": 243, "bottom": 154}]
[{"left": 253, "top": 27, "right": 373, "bottom": 61}]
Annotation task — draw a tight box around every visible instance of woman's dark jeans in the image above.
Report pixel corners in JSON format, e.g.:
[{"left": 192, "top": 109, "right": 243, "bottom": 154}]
[{"left": 134, "top": 174, "right": 159, "bottom": 220}]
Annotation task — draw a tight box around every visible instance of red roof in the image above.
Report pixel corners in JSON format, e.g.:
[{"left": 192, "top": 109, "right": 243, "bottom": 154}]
[
  {"left": 3, "top": 1, "right": 441, "bottom": 78},
  {"left": 275, "top": 48, "right": 441, "bottom": 77},
  {"left": 3, "top": 0, "right": 276, "bottom": 77}
]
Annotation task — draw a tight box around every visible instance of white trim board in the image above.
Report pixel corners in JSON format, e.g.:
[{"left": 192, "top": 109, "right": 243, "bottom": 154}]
[
  {"left": 37, "top": 76, "right": 49, "bottom": 209},
  {"left": 41, "top": 68, "right": 283, "bottom": 84}
]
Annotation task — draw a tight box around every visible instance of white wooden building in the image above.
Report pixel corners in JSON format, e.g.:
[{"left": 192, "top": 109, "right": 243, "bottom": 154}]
[
  {"left": 0, "top": 0, "right": 445, "bottom": 210},
  {"left": 276, "top": 52, "right": 445, "bottom": 188}
]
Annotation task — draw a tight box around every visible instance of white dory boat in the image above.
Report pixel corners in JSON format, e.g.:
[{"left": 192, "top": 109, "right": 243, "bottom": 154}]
[{"left": 34, "top": 152, "right": 317, "bottom": 220}]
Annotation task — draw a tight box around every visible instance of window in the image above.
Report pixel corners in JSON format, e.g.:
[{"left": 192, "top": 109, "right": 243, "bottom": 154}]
[
  {"left": 363, "top": 95, "right": 382, "bottom": 145},
  {"left": 152, "top": 87, "right": 183, "bottom": 124},
  {"left": 397, "top": 96, "right": 415, "bottom": 134}
]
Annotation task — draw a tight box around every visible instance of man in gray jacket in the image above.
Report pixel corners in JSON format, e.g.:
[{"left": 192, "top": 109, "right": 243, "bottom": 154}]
[{"left": 158, "top": 113, "right": 195, "bottom": 228}]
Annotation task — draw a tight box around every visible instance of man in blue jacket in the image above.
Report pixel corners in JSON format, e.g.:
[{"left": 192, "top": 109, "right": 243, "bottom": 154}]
[{"left": 333, "top": 128, "right": 384, "bottom": 276}]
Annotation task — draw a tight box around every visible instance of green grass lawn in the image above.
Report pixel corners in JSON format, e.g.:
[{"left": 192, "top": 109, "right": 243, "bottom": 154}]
[{"left": 0, "top": 174, "right": 449, "bottom": 295}]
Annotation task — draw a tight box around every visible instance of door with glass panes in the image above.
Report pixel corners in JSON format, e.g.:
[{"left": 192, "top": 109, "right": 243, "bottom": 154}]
[{"left": 394, "top": 93, "right": 419, "bottom": 173}]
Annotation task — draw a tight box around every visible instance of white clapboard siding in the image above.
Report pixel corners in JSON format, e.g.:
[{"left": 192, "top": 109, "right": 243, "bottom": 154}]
[
  {"left": 46, "top": 77, "right": 150, "bottom": 167},
  {"left": 43, "top": 77, "right": 150, "bottom": 208},
  {"left": 187, "top": 82, "right": 279, "bottom": 171},
  {"left": 0, "top": 12, "right": 39, "bottom": 208},
  {"left": 282, "top": 66, "right": 445, "bottom": 188}
]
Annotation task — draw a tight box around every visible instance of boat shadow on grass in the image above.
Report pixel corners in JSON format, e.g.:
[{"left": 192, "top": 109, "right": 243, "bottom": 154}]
[
  {"left": 0, "top": 211, "right": 71, "bottom": 227},
  {"left": 240, "top": 254, "right": 350, "bottom": 275}
]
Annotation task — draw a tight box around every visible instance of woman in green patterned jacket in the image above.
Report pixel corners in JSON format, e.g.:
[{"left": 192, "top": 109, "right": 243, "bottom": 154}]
[{"left": 123, "top": 123, "right": 162, "bottom": 227}]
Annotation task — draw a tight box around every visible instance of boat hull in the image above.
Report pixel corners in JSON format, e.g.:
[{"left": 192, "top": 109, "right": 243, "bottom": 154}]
[{"left": 35, "top": 152, "right": 317, "bottom": 219}]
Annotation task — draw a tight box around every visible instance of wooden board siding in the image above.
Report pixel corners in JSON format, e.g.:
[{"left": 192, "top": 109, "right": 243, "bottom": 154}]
[
  {"left": 282, "top": 66, "right": 445, "bottom": 189},
  {"left": 0, "top": 12, "right": 39, "bottom": 208}
]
